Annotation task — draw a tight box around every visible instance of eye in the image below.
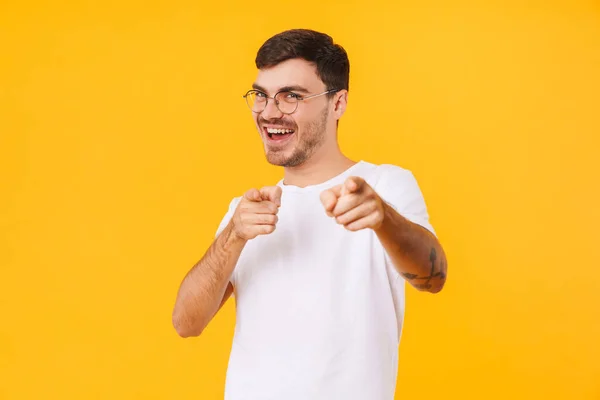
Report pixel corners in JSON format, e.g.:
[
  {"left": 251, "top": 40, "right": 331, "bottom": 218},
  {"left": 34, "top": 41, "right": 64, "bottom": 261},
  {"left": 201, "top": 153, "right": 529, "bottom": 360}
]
[
  {"left": 254, "top": 91, "right": 267, "bottom": 98},
  {"left": 286, "top": 92, "right": 302, "bottom": 99}
]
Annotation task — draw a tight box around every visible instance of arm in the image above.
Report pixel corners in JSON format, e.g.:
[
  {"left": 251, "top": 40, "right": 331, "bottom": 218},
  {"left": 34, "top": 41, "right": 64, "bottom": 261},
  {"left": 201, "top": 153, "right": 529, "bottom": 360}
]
[
  {"left": 172, "top": 186, "right": 282, "bottom": 338},
  {"left": 320, "top": 173, "right": 447, "bottom": 294},
  {"left": 375, "top": 202, "right": 447, "bottom": 293},
  {"left": 172, "top": 222, "right": 245, "bottom": 338}
]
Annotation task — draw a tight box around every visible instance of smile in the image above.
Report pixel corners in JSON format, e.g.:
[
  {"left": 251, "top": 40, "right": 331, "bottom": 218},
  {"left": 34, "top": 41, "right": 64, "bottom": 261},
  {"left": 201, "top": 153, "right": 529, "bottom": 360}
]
[
  {"left": 266, "top": 127, "right": 295, "bottom": 135},
  {"left": 263, "top": 126, "right": 296, "bottom": 144}
]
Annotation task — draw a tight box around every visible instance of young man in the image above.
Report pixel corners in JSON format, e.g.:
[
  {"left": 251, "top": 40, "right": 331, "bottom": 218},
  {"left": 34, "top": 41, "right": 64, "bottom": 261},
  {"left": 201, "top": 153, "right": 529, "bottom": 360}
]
[{"left": 172, "top": 29, "right": 448, "bottom": 400}]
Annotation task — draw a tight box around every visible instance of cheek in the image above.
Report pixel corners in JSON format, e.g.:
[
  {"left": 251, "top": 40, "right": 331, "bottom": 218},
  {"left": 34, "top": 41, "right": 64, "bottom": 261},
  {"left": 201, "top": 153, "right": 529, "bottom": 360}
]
[
  {"left": 253, "top": 115, "right": 262, "bottom": 131},
  {"left": 291, "top": 118, "right": 300, "bottom": 130},
  {"left": 288, "top": 114, "right": 303, "bottom": 130},
  {"left": 295, "top": 108, "right": 324, "bottom": 132}
]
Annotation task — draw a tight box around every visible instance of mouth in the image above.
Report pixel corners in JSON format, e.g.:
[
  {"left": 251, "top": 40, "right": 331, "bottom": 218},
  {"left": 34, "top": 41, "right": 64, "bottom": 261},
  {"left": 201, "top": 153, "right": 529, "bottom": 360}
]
[{"left": 263, "top": 126, "right": 296, "bottom": 145}]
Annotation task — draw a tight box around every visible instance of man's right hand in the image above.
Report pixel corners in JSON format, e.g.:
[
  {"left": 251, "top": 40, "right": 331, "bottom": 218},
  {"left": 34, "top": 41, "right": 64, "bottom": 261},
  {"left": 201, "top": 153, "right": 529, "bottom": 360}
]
[{"left": 231, "top": 186, "right": 282, "bottom": 241}]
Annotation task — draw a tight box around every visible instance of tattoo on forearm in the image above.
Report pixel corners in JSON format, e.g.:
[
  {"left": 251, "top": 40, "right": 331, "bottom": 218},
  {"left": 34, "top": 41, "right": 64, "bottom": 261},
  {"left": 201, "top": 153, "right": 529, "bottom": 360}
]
[
  {"left": 400, "top": 247, "right": 447, "bottom": 285},
  {"left": 439, "top": 258, "right": 447, "bottom": 280},
  {"left": 413, "top": 283, "right": 432, "bottom": 290},
  {"left": 425, "top": 248, "right": 436, "bottom": 286},
  {"left": 402, "top": 272, "right": 419, "bottom": 280}
]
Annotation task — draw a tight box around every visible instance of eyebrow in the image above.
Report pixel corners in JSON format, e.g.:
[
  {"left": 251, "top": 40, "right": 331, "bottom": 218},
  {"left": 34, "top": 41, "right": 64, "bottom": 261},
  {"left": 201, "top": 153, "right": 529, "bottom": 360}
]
[{"left": 251, "top": 83, "right": 311, "bottom": 94}]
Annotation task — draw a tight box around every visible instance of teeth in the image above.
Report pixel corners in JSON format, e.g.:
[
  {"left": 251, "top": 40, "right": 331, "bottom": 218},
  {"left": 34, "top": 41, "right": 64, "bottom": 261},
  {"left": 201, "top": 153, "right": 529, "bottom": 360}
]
[{"left": 267, "top": 128, "right": 294, "bottom": 134}]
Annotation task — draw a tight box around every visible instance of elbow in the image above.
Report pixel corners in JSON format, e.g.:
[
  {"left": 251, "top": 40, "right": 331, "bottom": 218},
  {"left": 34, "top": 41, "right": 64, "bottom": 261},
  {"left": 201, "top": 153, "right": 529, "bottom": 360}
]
[
  {"left": 413, "top": 282, "right": 445, "bottom": 294},
  {"left": 414, "top": 275, "right": 447, "bottom": 294},
  {"left": 174, "top": 326, "right": 203, "bottom": 338},
  {"left": 172, "top": 312, "right": 205, "bottom": 338},
  {"left": 427, "top": 282, "right": 445, "bottom": 294},
  {"left": 427, "top": 259, "right": 448, "bottom": 294},
  {"left": 426, "top": 273, "right": 447, "bottom": 294}
]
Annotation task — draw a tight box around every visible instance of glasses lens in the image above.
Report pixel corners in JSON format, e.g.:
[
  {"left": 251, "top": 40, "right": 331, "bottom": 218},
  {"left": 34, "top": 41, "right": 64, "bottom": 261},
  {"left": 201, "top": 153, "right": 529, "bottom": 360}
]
[
  {"left": 274, "top": 91, "right": 298, "bottom": 114},
  {"left": 246, "top": 91, "right": 267, "bottom": 113},
  {"left": 274, "top": 92, "right": 298, "bottom": 114}
]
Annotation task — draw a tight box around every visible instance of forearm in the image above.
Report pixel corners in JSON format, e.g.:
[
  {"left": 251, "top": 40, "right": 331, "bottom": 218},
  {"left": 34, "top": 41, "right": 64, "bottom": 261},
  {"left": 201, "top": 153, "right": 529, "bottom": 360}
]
[
  {"left": 375, "top": 202, "right": 447, "bottom": 293},
  {"left": 172, "top": 221, "right": 246, "bottom": 337}
]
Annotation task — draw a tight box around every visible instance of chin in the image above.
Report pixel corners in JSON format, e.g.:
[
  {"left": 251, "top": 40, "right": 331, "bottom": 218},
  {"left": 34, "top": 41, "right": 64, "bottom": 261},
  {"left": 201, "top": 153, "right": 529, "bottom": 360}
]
[
  {"left": 264, "top": 144, "right": 290, "bottom": 165},
  {"left": 266, "top": 153, "right": 307, "bottom": 168},
  {"left": 265, "top": 153, "right": 289, "bottom": 167}
]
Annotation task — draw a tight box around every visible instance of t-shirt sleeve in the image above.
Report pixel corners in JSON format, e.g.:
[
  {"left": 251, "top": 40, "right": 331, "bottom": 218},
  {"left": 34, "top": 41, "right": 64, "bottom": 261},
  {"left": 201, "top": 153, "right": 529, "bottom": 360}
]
[
  {"left": 214, "top": 196, "right": 243, "bottom": 288},
  {"left": 215, "top": 196, "right": 242, "bottom": 238},
  {"left": 375, "top": 164, "right": 436, "bottom": 237}
]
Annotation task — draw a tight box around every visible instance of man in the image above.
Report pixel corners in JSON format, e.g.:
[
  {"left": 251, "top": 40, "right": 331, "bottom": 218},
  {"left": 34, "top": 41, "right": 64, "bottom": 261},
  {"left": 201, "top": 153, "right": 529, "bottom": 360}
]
[{"left": 172, "top": 29, "right": 448, "bottom": 400}]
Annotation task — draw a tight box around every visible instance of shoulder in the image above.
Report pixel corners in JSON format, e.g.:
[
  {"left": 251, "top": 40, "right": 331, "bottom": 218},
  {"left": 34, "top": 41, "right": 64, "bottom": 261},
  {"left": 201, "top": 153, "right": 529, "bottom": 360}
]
[
  {"left": 219, "top": 195, "right": 244, "bottom": 220},
  {"left": 228, "top": 196, "right": 243, "bottom": 209},
  {"left": 364, "top": 162, "right": 436, "bottom": 234},
  {"left": 357, "top": 161, "right": 418, "bottom": 190},
  {"left": 375, "top": 163, "right": 415, "bottom": 180},
  {"left": 359, "top": 161, "right": 429, "bottom": 208},
  {"left": 215, "top": 195, "right": 243, "bottom": 237}
]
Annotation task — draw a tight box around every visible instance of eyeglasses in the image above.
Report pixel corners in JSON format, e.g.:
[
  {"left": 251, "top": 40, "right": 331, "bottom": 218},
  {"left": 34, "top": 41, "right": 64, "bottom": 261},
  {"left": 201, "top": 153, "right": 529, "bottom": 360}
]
[{"left": 243, "top": 88, "right": 340, "bottom": 115}]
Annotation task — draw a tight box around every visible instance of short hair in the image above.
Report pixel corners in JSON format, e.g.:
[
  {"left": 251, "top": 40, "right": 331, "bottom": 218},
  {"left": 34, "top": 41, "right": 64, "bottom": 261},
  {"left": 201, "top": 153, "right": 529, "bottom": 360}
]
[{"left": 255, "top": 29, "right": 350, "bottom": 94}]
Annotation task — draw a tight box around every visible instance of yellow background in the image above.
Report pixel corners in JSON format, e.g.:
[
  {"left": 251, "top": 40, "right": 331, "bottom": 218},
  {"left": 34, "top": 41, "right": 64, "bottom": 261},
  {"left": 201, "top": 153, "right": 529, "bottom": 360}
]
[{"left": 1, "top": 0, "right": 599, "bottom": 399}]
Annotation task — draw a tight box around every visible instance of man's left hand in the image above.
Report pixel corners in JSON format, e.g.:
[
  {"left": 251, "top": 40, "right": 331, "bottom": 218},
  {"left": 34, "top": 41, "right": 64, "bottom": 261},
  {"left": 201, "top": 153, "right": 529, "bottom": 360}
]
[{"left": 320, "top": 176, "right": 385, "bottom": 231}]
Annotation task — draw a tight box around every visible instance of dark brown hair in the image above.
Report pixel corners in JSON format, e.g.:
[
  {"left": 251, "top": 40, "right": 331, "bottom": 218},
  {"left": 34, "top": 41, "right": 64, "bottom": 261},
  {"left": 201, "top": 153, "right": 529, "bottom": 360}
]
[{"left": 255, "top": 29, "right": 350, "bottom": 94}]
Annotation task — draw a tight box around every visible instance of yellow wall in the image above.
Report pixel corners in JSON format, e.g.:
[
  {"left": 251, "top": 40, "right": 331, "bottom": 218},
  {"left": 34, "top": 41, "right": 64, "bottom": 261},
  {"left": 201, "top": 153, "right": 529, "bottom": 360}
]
[{"left": 1, "top": 1, "right": 599, "bottom": 399}]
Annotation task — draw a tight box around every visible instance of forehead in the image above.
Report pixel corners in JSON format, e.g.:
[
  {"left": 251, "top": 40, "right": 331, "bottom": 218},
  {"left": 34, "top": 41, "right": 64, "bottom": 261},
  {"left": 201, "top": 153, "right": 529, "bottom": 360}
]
[{"left": 254, "top": 58, "right": 325, "bottom": 93}]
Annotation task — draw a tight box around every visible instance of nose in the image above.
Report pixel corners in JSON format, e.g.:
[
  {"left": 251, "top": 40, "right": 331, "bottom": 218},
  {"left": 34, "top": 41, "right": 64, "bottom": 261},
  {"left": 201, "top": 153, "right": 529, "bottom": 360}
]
[{"left": 260, "top": 97, "right": 283, "bottom": 120}]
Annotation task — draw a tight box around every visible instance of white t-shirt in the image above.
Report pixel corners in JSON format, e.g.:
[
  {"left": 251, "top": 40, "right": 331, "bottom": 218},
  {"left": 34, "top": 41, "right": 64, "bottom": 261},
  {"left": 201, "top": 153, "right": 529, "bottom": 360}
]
[{"left": 215, "top": 160, "right": 435, "bottom": 400}]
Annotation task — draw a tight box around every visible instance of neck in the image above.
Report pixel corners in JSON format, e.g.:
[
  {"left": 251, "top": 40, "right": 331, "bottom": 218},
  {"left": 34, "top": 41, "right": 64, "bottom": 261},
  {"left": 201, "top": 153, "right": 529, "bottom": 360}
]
[{"left": 281, "top": 146, "right": 357, "bottom": 188}]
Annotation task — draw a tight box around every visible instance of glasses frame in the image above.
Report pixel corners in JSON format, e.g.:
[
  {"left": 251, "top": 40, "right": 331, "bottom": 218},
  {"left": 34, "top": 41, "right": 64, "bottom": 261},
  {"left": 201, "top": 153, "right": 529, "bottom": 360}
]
[{"left": 243, "top": 88, "right": 340, "bottom": 115}]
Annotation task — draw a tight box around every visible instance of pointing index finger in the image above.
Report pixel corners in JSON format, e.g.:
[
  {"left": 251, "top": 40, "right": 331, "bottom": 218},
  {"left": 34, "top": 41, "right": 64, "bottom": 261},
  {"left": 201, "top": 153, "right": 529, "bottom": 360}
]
[
  {"left": 244, "top": 188, "right": 262, "bottom": 202},
  {"left": 343, "top": 176, "right": 363, "bottom": 195},
  {"left": 320, "top": 185, "right": 342, "bottom": 216},
  {"left": 260, "top": 186, "right": 282, "bottom": 206}
]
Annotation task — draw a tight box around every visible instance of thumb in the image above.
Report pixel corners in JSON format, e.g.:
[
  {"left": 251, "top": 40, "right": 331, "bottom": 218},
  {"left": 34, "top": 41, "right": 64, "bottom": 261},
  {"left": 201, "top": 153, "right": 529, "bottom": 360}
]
[
  {"left": 244, "top": 188, "right": 262, "bottom": 202},
  {"left": 260, "top": 186, "right": 282, "bottom": 207}
]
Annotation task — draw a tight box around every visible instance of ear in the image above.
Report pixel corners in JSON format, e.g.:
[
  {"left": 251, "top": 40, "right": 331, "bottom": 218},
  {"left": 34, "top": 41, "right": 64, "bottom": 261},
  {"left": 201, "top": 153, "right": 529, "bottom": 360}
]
[{"left": 333, "top": 90, "right": 348, "bottom": 120}]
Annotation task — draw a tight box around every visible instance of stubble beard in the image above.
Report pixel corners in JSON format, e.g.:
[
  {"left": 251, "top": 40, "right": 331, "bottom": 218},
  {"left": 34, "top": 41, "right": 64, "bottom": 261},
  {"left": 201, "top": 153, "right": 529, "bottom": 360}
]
[{"left": 264, "top": 106, "right": 330, "bottom": 168}]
